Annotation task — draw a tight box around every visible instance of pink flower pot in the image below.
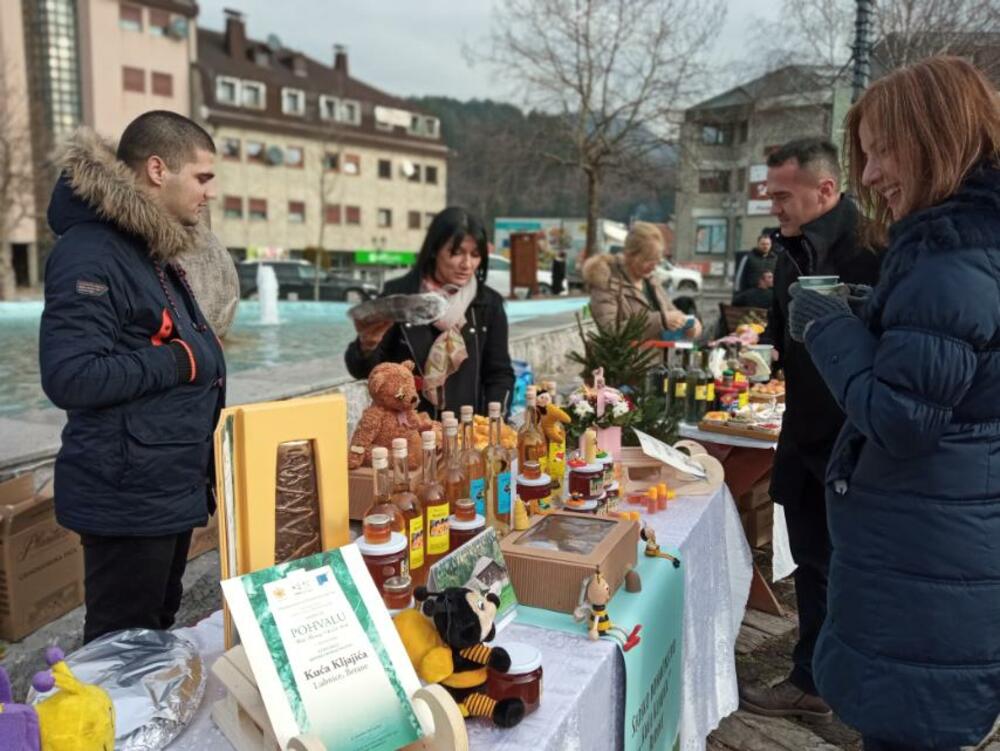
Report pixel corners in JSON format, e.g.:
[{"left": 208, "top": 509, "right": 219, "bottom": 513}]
[{"left": 596, "top": 426, "right": 622, "bottom": 459}]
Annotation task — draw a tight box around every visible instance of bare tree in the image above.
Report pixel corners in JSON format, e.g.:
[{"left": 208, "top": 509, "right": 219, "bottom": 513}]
[
  {"left": 482, "top": 0, "right": 725, "bottom": 259},
  {"left": 0, "top": 63, "right": 37, "bottom": 300}
]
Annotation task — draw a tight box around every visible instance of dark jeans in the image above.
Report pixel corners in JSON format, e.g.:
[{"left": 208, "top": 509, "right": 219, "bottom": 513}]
[
  {"left": 864, "top": 738, "right": 959, "bottom": 751},
  {"left": 81, "top": 530, "right": 193, "bottom": 644},
  {"left": 781, "top": 471, "right": 831, "bottom": 696}
]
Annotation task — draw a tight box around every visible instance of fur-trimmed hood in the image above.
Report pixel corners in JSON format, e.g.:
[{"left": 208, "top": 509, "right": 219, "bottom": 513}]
[
  {"left": 581, "top": 252, "right": 623, "bottom": 288},
  {"left": 48, "top": 127, "right": 197, "bottom": 261}
]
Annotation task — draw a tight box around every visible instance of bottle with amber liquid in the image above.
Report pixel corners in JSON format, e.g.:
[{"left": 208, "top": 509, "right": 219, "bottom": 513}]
[
  {"left": 482, "top": 401, "right": 513, "bottom": 537},
  {"left": 459, "top": 405, "right": 486, "bottom": 516},
  {"left": 390, "top": 438, "right": 425, "bottom": 584},
  {"left": 364, "top": 447, "right": 405, "bottom": 533},
  {"left": 517, "top": 386, "right": 546, "bottom": 469},
  {"left": 440, "top": 418, "right": 468, "bottom": 514},
  {"left": 418, "top": 430, "right": 450, "bottom": 569}
]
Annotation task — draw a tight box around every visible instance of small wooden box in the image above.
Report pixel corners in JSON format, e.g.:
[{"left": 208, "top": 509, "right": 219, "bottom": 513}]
[{"left": 500, "top": 511, "right": 639, "bottom": 614}]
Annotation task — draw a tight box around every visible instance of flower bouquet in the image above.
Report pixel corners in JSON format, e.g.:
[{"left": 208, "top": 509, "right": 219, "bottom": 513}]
[{"left": 566, "top": 368, "right": 636, "bottom": 455}]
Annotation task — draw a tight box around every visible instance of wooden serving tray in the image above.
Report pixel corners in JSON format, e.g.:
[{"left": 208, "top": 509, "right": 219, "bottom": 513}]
[
  {"left": 749, "top": 391, "right": 785, "bottom": 404},
  {"left": 697, "top": 420, "right": 780, "bottom": 440}
]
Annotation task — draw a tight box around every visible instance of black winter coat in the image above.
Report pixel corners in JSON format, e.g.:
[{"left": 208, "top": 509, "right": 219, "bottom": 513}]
[
  {"left": 761, "top": 197, "right": 882, "bottom": 505},
  {"left": 39, "top": 129, "right": 225, "bottom": 537},
  {"left": 806, "top": 164, "right": 1000, "bottom": 747},
  {"left": 344, "top": 270, "right": 515, "bottom": 417}
]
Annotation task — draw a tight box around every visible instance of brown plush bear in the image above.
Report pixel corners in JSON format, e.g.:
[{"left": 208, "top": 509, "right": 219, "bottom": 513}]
[{"left": 348, "top": 360, "right": 441, "bottom": 470}]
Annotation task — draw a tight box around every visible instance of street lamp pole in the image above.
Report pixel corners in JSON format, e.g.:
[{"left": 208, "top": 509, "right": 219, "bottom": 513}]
[{"left": 852, "top": 0, "right": 874, "bottom": 102}]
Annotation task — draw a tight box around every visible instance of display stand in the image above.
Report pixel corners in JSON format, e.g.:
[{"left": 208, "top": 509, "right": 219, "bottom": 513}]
[{"left": 211, "top": 646, "right": 468, "bottom": 751}]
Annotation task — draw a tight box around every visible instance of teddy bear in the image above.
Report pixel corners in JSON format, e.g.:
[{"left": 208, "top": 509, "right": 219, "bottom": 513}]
[
  {"left": 349, "top": 360, "right": 441, "bottom": 470},
  {"left": 394, "top": 586, "right": 525, "bottom": 728}
]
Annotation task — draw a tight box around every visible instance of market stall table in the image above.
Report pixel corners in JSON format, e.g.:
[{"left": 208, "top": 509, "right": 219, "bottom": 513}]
[{"left": 168, "top": 483, "right": 752, "bottom": 751}]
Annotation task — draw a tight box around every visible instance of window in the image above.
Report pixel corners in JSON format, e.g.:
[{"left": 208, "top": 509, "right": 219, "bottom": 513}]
[
  {"left": 694, "top": 218, "right": 728, "bottom": 255},
  {"left": 119, "top": 4, "right": 142, "bottom": 32},
  {"left": 323, "top": 152, "right": 339, "bottom": 171},
  {"left": 222, "top": 138, "right": 241, "bottom": 160},
  {"left": 378, "top": 159, "right": 391, "bottom": 179},
  {"left": 288, "top": 201, "right": 305, "bottom": 223},
  {"left": 377, "top": 209, "right": 392, "bottom": 228},
  {"left": 122, "top": 66, "right": 145, "bottom": 93},
  {"left": 253, "top": 48, "right": 270, "bottom": 67},
  {"left": 324, "top": 204, "right": 342, "bottom": 224},
  {"left": 409, "top": 115, "right": 440, "bottom": 138},
  {"left": 282, "top": 87, "right": 305, "bottom": 116},
  {"left": 223, "top": 196, "right": 243, "bottom": 219},
  {"left": 736, "top": 167, "right": 747, "bottom": 187},
  {"left": 319, "top": 95, "right": 339, "bottom": 120},
  {"left": 285, "top": 145, "right": 304, "bottom": 168},
  {"left": 151, "top": 72, "right": 173, "bottom": 97},
  {"left": 346, "top": 206, "right": 361, "bottom": 225},
  {"left": 424, "top": 117, "right": 439, "bottom": 137},
  {"left": 241, "top": 81, "right": 266, "bottom": 109},
  {"left": 408, "top": 211, "right": 421, "bottom": 230},
  {"left": 343, "top": 154, "right": 360, "bottom": 176},
  {"left": 216, "top": 76, "right": 239, "bottom": 105},
  {"left": 698, "top": 169, "right": 730, "bottom": 193},
  {"left": 148, "top": 9, "right": 170, "bottom": 35},
  {"left": 246, "top": 141, "right": 266, "bottom": 163},
  {"left": 408, "top": 164, "right": 422, "bottom": 183},
  {"left": 248, "top": 198, "right": 268, "bottom": 220},
  {"left": 425, "top": 165, "right": 438, "bottom": 185},
  {"left": 701, "top": 124, "right": 732, "bottom": 145},
  {"left": 338, "top": 100, "right": 360, "bottom": 125}
]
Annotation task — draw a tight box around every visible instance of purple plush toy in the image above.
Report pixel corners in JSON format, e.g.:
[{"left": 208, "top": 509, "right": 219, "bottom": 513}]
[{"left": 0, "top": 662, "right": 42, "bottom": 751}]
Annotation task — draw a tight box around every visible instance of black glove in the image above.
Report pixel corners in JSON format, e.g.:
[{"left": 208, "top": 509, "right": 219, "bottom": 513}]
[
  {"left": 844, "top": 283, "right": 873, "bottom": 315},
  {"left": 788, "top": 284, "right": 850, "bottom": 342}
]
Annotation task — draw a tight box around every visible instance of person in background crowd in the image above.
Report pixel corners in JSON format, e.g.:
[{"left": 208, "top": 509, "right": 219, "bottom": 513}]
[
  {"left": 551, "top": 249, "right": 567, "bottom": 296},
  {"left": 583, "top": 221, "right": 703, "bottom": 341},
  {"left": 733, "top": 270, "right": 774, "bottom": 309},
  {"left": 39, "top": 112, "right": 225, "bottom": 643},
  {"left": 788, "top": 55, "right": 1000, "bottom": 751},
  {"left": 345, "top": 207, "right": 514, "bottom": 416},
  {"left": 740, "top": 138, "right": 881, "bottom": 721},
  {"left": 733, "top": 232, "right": 778, "bottom": 295}
]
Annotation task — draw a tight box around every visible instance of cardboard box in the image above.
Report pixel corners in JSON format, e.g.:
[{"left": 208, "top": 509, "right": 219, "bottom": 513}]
[
  {"left": 0, "top": 475, "right": 84, "bottom": 642},
  {"left": 189, "top": 512, "right": 219, "bottom": 560},
  {"left": 737, "top": 477, "right": 772, "bottom": 512},
  {"left": 500, "top": 511, "right": 639, "bottom": 614},
  {"left": 751, "top": 503, "right": 774, "bottom": 548}
]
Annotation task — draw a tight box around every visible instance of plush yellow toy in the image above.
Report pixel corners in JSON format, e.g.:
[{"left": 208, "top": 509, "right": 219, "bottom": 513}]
[{"left": 32, "top": 647, "right": 115, "bottom": 751}]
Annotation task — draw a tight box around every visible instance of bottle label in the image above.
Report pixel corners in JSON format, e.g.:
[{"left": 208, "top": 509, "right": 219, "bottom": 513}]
[
  {"left": 408, "top": 516, "right": 424, "bottom": 570},
  {"left": 695, "top": 385, "right": 707, "bottom": 401},
  {"left": 426, "top": 503, "right": 450, "bottom": 555},
  {"left": 706, "top": 383, "right": 715, "bottom": 402},
  {"left": 497, "top": 471, "right": 512, "bottom": 515},
  {"left": 675, "top": 382, "right": 687, "bottom": 398},
  {"left": 470, "top": 477, "right": 486, "bottom": 516}
]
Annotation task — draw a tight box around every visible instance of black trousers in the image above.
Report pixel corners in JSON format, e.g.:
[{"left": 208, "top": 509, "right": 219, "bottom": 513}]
[
  {"left": 80, "top": 530, "right": 193, "bottom": 644},
  {"left": 781, "top": 471, "right": 831, "bottom": 696},
  {"left": 864, "top": 738, "right": 959, "bottom": 751}
]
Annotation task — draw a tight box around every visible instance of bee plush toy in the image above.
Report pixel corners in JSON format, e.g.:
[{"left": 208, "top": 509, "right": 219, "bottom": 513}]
[{"left": 394, "top": 586, "right": 525, "bottom": 728}]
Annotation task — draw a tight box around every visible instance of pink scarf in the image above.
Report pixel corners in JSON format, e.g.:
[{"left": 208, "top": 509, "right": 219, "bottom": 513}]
[{"left": 420, "top": 277, "right": 475, "bottom": 406}]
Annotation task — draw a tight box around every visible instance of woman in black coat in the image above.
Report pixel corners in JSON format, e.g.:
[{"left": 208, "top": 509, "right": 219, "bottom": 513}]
[
  {"left": 788, "top": 57, "right": 1000, "bottom": 751},
  {"left": 345, "top": 207, "right": 514, "bottom": 417}
]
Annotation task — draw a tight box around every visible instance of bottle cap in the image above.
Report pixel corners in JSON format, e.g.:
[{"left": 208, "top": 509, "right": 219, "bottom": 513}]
[
  {"left": 372, "top": 446, "right": 388, "bottom": 468},
  {"left": 460, "top": 405, "right": 474, "bottom": 420},
  {"left": 441, "top": 410, "right": 455, "bottom": 423},
  {"left": 392, "top": 438, "right": 408, "bottom": 457},
  {"left": 444, "top": 419, "right": 458, "bottom": 434},
  {"left": 421, "top": 431, "right": 436, "bottom": 449},
  {"left": 488, "top": 401, "right": 501, "bottom": 417}
]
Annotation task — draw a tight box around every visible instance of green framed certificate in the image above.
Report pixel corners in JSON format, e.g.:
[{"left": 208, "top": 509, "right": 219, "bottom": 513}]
[{"left": 221, "top": 545, "right": 425, "bottom": 750}]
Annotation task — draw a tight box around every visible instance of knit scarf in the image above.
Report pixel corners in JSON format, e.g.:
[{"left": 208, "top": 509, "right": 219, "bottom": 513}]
[{"left": 420, "top": 277, "right": 475, "bottom": 406}]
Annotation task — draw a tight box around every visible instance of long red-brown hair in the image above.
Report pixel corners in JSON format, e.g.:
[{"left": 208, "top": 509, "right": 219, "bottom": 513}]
[{"left": 845, "top": 55, "right": 1000, "bottom": 243}]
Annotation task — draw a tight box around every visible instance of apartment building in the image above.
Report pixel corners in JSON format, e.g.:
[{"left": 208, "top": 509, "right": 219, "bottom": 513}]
[{"left": 197, "top": 10, "right": 448, "bottom": 267}]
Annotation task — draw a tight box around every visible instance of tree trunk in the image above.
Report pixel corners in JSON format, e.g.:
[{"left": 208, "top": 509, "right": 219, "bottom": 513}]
[
  {"left": 0, "top": 225, "right": 14, "bottom": 300},
  {"left": 584, "top": 168, "right": 600, "bottom": 262}
]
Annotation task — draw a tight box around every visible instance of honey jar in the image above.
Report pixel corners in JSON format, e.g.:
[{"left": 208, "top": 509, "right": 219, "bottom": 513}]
[
  {"left": 454, "top": 498, "right": 476, "bottom": 522},
  {"left": 487, "top": 642, "right": 542, "bottom": 714},
  {"left": 363, "top": 513, "right": 393, "bottom": 545},
  {"left": 567, "top": 459, "right": 604, "bottom": 500},
  {"left": 449, "top": 514, "right": 486, "bottom": 549},
  {"left": 516, "top": 472, "right": 552, "bottom": 510},
  {"left": 383, "top": 574, "right": 414, "bottom": 611},
  {"left": 357, "top": 532, "right": 408, "bottom": 592}
]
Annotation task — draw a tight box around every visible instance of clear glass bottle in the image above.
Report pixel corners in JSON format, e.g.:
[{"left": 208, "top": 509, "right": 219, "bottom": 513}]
[
  {"left": 460, "top": 405, "right": 486, "bottom": 516},
  {"left": 685, "top": 348, "right": 706, "bottom": 423},
  {"left": 418, "top": 430, "right": 450, "bottom": 569},
  {"left": 670, "top": 348, "right": 688, "bottom": 414},
  {"left": 364, "top": 447, "right": 405, "bottom": 533},
  {"left": 390, "top": 438, "right": 425, "bottom": 583},
  {"left": 482, "top": 401, "right": 513, "bottom": 537},
  {"left": 517, "top": 386, "right": 546, "bottom": 468},
  {"left": 440, "top": 418, "right": 467, "bottom": 514}
]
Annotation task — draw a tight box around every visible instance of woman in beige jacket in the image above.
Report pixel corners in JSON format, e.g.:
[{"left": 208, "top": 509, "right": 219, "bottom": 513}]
[{"left": 583, "top": 222, "right": 702, "bottom": 341}]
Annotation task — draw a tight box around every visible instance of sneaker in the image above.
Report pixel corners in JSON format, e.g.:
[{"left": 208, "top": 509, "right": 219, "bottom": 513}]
[{"left": 739, "top": 679, "right": 833, "bottom": 722}]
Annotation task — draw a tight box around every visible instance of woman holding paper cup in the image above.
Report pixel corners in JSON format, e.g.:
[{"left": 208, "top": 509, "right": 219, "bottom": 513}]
[
  {"left": 788, "top": 56, "right": 1000, "bottom": 751},
  {"left": 583, "top": 222, "right": 702, "bottom": 341},
  {"left": 345, "top": 207, "right": 514, "bottom": 417}
]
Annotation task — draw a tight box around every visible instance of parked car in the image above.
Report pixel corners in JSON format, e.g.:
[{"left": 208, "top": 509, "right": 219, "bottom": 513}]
[
  {"left": 485, "top": 254, "right": 554, "bottom": 297},
  {"left": 237, "top": 260, "right": 377, "bottom": 302},
  {"left": 656, "top": 260, "right": 702, "bottom": 293}
]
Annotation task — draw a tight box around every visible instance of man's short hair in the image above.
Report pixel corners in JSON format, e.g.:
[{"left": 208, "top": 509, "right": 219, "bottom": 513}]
[
  {"left": 766, "top": 138, "right": 840, "bottom": 184},
  {"left": 117, "top": 110, "right": 216, "bottom": 172}
]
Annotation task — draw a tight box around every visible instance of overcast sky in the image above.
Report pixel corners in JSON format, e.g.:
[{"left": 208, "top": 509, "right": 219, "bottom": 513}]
[{"left": 196, "top": 0, "right": 784, "bottom": 104}]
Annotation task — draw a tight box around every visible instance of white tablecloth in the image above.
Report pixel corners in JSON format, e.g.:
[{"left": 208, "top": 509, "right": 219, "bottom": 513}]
[{"left": 168, "top": 484, "right": 752, "bottom": 751}]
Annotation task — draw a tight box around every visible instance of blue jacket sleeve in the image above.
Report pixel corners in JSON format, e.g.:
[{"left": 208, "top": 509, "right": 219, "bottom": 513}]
[
  {"left": 39, "top": 240, "right": 180, "bottom": 410},
  {"left": 804, "top": 250, "right": 996, "bottom": 458}
]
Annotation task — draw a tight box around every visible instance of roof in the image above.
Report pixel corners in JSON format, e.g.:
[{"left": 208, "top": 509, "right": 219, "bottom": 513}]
[{"left": 687, "top": 65, "right": 847, "bottom": 115}]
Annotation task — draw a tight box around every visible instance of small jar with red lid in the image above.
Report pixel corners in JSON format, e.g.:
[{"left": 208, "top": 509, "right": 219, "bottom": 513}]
[
  {"left": 357, "top": 532, "right": 408, "bottom": 593},
  {"left": 568, "top": 457, "right": 604, "bottom": 500},
  {"left": 517, "top": 472, "right": 552, "bottom": 510},
  {"left": 487, "top": 642, "right": 543, "bottom": 714}
]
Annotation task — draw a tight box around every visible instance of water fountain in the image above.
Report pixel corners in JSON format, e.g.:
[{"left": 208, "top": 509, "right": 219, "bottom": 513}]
[{"left": 257, "top": 263, "right": 280, "bottom": 326}]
